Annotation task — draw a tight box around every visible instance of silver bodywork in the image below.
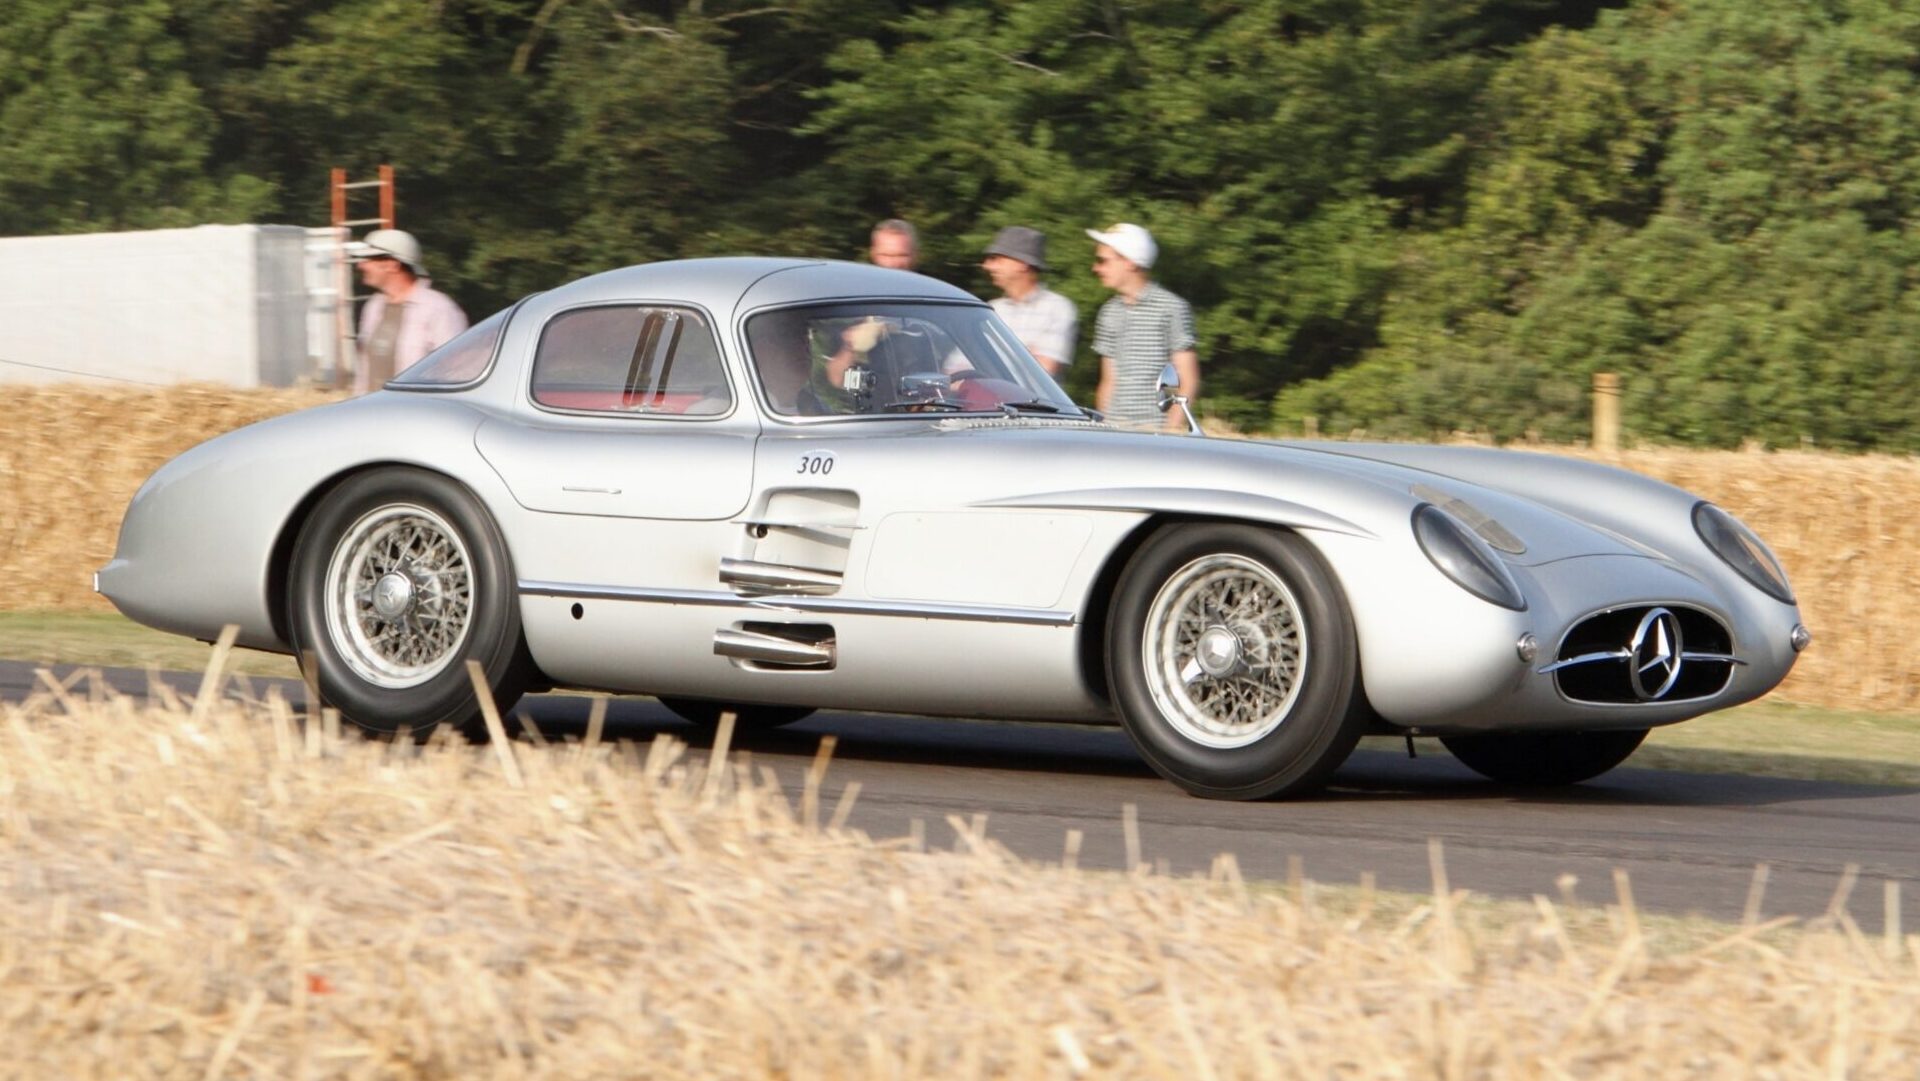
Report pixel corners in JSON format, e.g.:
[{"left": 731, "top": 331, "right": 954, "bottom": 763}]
[{"left": 99, "top": 258, "right": 1806, "bottom": 734}]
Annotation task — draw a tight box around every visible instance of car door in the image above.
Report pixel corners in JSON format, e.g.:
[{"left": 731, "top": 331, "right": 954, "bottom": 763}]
[{"left": 475, "top": 301, "right": 757, "bottom": 593}]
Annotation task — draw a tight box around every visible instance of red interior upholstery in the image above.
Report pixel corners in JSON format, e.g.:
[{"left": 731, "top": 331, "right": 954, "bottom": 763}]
[{"left": 535, "top": 389, "right": 709, "bottom": 413}]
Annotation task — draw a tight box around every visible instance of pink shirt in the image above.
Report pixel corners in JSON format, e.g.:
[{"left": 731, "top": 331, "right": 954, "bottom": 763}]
[{"left": 355, "top": 283, "right": 468, "bottom": 392}]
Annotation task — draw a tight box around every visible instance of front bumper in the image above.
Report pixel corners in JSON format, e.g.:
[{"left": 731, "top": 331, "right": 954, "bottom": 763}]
[{"left": 1361, "top": 554, "right": 1803, "bottom": 735}]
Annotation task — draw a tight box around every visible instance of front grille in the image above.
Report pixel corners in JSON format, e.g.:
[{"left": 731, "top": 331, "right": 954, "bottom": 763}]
[{"left": 1550, "top": 605, "right": 1736, "bottom": 704}]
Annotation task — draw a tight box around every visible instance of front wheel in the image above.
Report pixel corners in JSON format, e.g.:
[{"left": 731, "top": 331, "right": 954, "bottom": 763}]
[
  {"left": 288, "top": 467, "right": 536, "bottom": 738},
  {"left": 1440, "top": 729, "right": 1648, "bottom": 786},
  {"left": 1107, "top": 523, "right": 1367, "bottom": 800}
]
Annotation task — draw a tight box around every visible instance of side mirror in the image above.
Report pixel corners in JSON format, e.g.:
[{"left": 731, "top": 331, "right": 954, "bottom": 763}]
[
  {"left": 1155, "top": 363, "right": 1204, "bottom": 436},
  {"left": 1155, "top": 363, "right": 1182, "bottom": 410}
]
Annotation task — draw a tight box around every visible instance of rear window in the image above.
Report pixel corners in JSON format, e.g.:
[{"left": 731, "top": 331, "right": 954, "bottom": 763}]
[
  {"left": 531, "top": 305, "right": 731, "bottom": 416},
  {"left": 388, "top": 307, "right": 508, "bottom": 388}
]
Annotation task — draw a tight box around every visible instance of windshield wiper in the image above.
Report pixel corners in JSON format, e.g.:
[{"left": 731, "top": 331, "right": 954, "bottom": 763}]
[
  {"left": 998, "top": 399, "right": 1079, "bottom": 416},
  {"left": 880, "top": 399, "right": 967, "bottom": 413}
]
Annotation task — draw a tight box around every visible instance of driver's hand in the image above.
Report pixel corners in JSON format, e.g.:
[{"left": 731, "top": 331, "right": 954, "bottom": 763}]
[{"left": 844, "top": 318, "right": 888, "bottom": 354}]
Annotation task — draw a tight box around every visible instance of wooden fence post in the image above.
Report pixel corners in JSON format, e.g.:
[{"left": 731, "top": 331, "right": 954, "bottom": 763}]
[{"left": 1592, "top": 372, "right": 1621, "bottom": 454}]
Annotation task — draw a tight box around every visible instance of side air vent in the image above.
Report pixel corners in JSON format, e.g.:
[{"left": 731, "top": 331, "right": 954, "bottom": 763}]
[
  {"left": 1542, "top": 605, "right": 1741, "bottom": 705},
  {"left": 714, "top": 623, "right": 836, "bottom": 671},
  {"left": 719, "top": 557, "right": 842, "bottom": 596}
]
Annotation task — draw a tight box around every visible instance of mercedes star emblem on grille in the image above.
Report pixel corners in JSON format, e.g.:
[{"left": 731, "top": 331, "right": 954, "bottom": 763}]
[
  {"left": 1628, "top": 607, "right": 1683, "bottom": 701},
  {"left": 1536, "top": 604, "right": 1745, "bottom": 705}
]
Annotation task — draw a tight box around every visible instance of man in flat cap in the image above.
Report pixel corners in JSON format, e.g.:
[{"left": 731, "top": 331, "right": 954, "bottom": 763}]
[
  {"left": 981, "top": 225, "right": 1077, "bottom": 380},
  {"left": 351, "top": 228, "right": 467, "bottom": 393}
]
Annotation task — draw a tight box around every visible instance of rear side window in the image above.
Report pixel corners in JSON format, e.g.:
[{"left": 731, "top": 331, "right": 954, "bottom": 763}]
[
  {"left": 389, "top": 308, "right": 508, "bottom": 388},
  {"left": 532, "top": 305, "right": 731, "bottom": 416}
]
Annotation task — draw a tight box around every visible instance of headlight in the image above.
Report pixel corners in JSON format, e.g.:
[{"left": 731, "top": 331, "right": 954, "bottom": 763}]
[
  {"left": 1693, "top": 502, "right": 1794, "bottom": 604},
  {"left": 1409, "top": 484, "right": 1526, "bottom": 554},
  {"left": 1412, "top": 504, "right": 1527, "bottom": 611}
]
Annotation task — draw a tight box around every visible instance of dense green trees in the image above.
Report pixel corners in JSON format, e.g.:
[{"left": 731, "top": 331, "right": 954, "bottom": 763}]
[
  {"left": 1274, "top": 0, "right": 1920, "bottom": 449},
  {"left": 3, "top": 0, "right": 1917, "bottom": 447}
]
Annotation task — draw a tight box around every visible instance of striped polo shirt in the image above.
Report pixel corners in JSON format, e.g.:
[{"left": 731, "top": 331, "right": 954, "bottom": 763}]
[{"left": 1092, "top": 281, "right": 1197, "bottom": 427}]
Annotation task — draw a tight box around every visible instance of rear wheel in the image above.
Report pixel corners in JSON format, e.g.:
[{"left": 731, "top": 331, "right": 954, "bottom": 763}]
[
  {"left": 1440, "top": 728, "right": 1648, "bottom": 786},
  {"left": 1108, "top": 523, "right": 1366, "bottom": 800},
  {"left": 288, "top": 468, "right": 535, "bottom": 739},
  {"left": 658, "top": 697, "right": 816, "bottom": 732}
]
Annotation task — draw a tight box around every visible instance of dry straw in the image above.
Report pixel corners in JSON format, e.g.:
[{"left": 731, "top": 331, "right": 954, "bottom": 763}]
[
  {"left": 3, "top": 656, "right": 1920, "bottom": 1079},
  {"left": 0, "top": 384, "right": 343, "bottom": 611},
  {"left": 4, "top": 386, "right": 1917, "bottom": 710}
]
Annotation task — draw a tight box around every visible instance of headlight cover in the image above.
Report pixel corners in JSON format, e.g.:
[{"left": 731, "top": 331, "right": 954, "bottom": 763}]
[
  {"left": 1693, "top": 502, "right": 1794, "bottom": 605},
  {"left": 1412, "top": 504, "right": 1527, "bottom": 611}
]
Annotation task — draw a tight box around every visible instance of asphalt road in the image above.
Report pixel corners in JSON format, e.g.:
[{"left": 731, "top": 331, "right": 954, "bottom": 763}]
[{"left": 7, "top": 658, "right": 1917, "bottom": 927}]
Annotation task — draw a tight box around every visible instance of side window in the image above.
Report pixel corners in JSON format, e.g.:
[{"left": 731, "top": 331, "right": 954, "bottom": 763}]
[
  {"left": 390, "top": 308, "right": 509, "bottom": 388},
  {"left": 531, "top": 305, "right": 731, "bottom": 416}
]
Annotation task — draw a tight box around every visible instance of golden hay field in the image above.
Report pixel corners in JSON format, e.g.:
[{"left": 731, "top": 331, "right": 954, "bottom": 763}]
[
  {"left": 3, "top": 385, "right": 1917, "bottom": 711},
  {"left": 6, "top": 668, "right": 1919, "bottom": 1079}
]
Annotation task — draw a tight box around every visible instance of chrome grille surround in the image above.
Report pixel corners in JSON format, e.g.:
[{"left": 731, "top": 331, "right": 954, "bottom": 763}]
[{"left": 1540, "top": 604, "right": 1743, "bottom": 705}]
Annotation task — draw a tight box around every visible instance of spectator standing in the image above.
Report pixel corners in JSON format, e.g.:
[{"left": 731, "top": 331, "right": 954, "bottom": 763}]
[
  {"left": 981, "top": 226, "right": 1077, "bottom": 379},
  {"left": 869, "top": 219, "right": 918, "bottom": 270},
  {"left": 352, "top": 228, "right": 467, "bottom": 393},
  {"left": 1087, "top": 222, "right": 1198, "bottom": 431}
]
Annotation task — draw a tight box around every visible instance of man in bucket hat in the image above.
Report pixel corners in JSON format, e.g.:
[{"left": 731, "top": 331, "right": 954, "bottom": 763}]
[
  {"left": 1086, "top": 221, "right": 1198, "bottom": 431},
  {"left": 981, "top": 225, "right": 1077, "bottom": 379},
  {"left": 350, "top": 228, "right": 467, "bottom": 393}
]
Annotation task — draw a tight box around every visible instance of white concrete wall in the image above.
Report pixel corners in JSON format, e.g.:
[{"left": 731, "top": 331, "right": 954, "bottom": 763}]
[{"left": 0, "top": 224, "right": 316, "bottom": 387}]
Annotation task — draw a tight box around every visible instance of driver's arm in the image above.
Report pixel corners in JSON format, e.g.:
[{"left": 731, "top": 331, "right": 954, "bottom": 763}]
[
  {"left": 824, "top": 343, "right": 856, "bottom": 389},
  {"left": 824, "top": 319, "right": 886, "bottom": 388}
]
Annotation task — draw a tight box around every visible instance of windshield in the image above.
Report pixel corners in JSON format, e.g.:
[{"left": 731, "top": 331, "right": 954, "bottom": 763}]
[{"left": 746, "top": 302, "right": 1082, "bottom": 418}]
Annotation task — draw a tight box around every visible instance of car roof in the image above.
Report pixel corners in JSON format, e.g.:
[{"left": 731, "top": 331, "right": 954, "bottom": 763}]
[{"left": 518, "top": 257, "right": 979, "bottom": 324}]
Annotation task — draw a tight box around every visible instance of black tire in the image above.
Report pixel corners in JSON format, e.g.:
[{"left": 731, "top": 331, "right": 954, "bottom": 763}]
[
  {"left": 1107, "top": 523, "right": 1367, "bottom": 800},
  {"left": 658, "top": 697, "right": 817, "bottom": 732},
  {"left": 288, "top": 467, "right": 536, "bottom": 739},
  {"left": 1440, "top": 729, "right": 1648, "bottom": 786}
]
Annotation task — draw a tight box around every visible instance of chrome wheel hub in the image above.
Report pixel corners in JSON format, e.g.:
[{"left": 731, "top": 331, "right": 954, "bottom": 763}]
[
  {"left": 1142, "top": 554, "right": 1307, "bottom": 749},
  {"left": 1195, "top": 626, "right": 1242, "bottom": 677},
  {"left": 372, "top": 571, "right": 415, "bottom": 619},
  {"left": 322, "top": 504, "right": 474, "bottom": 689}
]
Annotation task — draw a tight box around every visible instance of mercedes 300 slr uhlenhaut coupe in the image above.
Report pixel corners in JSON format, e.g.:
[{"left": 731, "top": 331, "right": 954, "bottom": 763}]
[{"left": 99, "top": 259, "right": 1809, "bottom": 799}]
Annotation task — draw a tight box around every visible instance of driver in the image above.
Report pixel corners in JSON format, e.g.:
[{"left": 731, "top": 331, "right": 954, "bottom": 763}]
[
  {"left": 752, "top": 312, "right": 885, "bottom": 415},
  {"left": 751, "top": 310, "right": 832, "bottom": 415}
]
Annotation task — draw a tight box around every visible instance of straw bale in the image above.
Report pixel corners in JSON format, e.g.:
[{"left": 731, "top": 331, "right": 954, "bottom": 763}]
[
  {"left": 4, "top": 681, "right": 1918, "bottom": 1079},
  {"left": 0, "top": 384, "right": 343, "bottom": 611},
  {"left": 2, "top": 387, "right": 1916, "bottom": 710}
]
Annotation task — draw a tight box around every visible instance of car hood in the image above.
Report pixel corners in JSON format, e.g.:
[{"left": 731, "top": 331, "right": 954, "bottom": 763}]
[
  {"left": 1267, "top": 439, "right": 1675, "bottom": 566},
  {"left": 935, "top": 424, "right": 1657, "bottom": 567}
]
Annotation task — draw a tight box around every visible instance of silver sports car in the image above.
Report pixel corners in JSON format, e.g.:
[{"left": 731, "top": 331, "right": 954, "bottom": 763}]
[{"left": 98, "top": 258, "right": 1809, "bottom": 799}]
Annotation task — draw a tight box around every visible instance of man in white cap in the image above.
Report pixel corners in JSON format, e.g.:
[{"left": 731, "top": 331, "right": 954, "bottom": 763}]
[
  {"left": 352, "top": 228, "right": 468, "bottom": 393},
  {"left": 982, "top": 225, "right": 1077, "bottom": 379},
  {"left": 1086, "top": 222, "right": 1198, "bottom": 431}
]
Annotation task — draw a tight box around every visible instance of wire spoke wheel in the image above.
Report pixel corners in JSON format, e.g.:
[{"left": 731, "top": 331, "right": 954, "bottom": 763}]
[
  {"left": 322, "top": 503, "right": 475, "bottom": 689},
  {"left": 290, "top": 468, "right": 534, "bottom": 738},
  {"left": 1142, "top": 553, "right": 1308, "bottom": 749},
  {"left": 1109, "top": 524, "right": 1362, "bottom": 800}
]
